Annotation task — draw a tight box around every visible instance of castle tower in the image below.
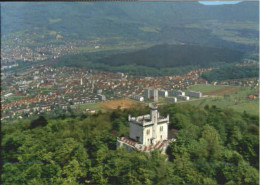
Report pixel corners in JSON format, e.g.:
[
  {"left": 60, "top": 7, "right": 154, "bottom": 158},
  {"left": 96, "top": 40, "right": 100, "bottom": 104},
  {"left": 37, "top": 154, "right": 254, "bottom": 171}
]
[
  {"left": 150, "top": 104, "right": 158, "bottom": 144},
  {"left": 117, "top": 104, "right": 173, "bottom": 152}
]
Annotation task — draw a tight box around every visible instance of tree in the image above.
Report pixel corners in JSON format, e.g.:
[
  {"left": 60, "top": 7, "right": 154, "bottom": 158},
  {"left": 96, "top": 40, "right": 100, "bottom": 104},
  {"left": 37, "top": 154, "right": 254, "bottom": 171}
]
[{"left": 30, "top": 116, "right": 48, "bottom": 129}]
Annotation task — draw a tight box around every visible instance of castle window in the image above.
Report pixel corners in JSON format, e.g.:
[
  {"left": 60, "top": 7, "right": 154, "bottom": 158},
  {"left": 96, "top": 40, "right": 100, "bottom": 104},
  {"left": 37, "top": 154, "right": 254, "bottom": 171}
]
[
  {"left": 160, "top": 126, "right": 163, "bottom": 132},
  {"left": 147, "top": 129, "right": 150, "bottom": 135}
]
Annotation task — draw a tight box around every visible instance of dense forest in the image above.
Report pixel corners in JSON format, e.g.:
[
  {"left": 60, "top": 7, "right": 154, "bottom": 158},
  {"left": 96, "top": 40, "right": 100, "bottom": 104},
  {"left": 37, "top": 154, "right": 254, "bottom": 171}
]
[
  {"left": 52, "top": 44, "right": 245, "bottom": 76},
  {"left": 53, "top": 48, "right": 197, "bottom": 76},
  {"left": 2, "top": 103, "right": 259, "bottom": 184},
  {"left": 202, "top": 66, "right": 259, "bottom": 82},
  {"left": 96, "top": 44, "right": 245, "bottom": 68}
]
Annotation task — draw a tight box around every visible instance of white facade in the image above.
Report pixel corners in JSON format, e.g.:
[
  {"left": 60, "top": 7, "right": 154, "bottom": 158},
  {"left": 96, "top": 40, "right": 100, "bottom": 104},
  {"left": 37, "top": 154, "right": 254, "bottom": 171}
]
[
  {"left": 144, "top": 88, "right": 158, "bottom": 102},
  {"left": 131, "top": 95, "right": 144, "bottom": 102},
  {"left": 144, "top": 88, "right": 151, "bottom": 99},
  {"left": 97, "top": 94, "right": 106, "bottom": 101},
  {"left": 117, "top": 105, "right": 175, "bottom": 153},
  {"left": 158, "top": 89, "right": 168, "bottom": 97},
  {"left": 188, "top": 91, "right": 202, "bottom": 98},
  {"left": 128, "top": 105, "right": 169, "bottom": 146},
  {"left": 177, "top": 95, "right": 190, "bottom": 101},
  {"left": 170, "top": 90, "right": 185, "bottom": 96},
  {"left": 166, "top": 97, "right": 177, "bottom": 102}
]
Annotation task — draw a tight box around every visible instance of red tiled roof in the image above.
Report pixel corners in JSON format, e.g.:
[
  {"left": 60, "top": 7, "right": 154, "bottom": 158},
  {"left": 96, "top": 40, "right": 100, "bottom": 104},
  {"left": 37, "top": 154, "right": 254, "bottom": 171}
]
[{"left": 118, "top": 137, "right": 170, "bottom": 152}]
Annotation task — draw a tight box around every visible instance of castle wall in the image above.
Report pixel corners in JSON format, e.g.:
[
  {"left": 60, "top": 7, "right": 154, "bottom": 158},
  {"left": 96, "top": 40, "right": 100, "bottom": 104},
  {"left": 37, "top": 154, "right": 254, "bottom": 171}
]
[
  {"left": 156, "top": 123, "right": 168, "bottom": 141},
  {"left": 129, "top": 122, "right": 143, "bottom": 143},
  {"left": 143, "top": 126, "right": 154, "bottom": 145}
]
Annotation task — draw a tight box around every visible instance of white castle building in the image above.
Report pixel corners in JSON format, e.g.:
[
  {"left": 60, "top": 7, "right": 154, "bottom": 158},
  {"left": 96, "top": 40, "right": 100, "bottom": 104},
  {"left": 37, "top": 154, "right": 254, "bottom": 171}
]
[{"left": 117, "top": 104, "right": 174, "bottom": 153}]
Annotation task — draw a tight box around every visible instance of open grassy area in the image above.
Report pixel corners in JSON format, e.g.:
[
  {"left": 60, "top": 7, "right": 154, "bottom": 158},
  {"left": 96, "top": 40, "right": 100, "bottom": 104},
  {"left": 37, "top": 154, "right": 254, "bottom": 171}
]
[
  {"left": 229, "top": 100, "right": 259, "bottom": 115},
  {"left": 182, "top": 85, "right": 259, "bottom": 115},
  {"left": 6, "top": 96, "right": 27, "bottom": 102},
  {"left": 75, "top": 103, "right": 105, "bottom": 112},
  {"left": 185, "top": 84, "right": 228, "bottom": 93}
]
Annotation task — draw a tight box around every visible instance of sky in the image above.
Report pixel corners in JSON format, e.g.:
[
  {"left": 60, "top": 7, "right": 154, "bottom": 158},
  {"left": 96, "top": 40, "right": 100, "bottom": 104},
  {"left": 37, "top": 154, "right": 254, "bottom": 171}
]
[{"left": 198, "top": 1, "right": 241, "bottom": 5}]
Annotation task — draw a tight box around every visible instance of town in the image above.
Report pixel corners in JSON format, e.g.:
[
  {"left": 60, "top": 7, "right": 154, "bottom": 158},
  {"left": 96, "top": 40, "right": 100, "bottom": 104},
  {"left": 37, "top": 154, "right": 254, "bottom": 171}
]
[
  {"left": 1, "top": 63, "right": 259, "bottom": 121},
  {"left": 1, "top": 33, "right": 105, "bottom": 70}
]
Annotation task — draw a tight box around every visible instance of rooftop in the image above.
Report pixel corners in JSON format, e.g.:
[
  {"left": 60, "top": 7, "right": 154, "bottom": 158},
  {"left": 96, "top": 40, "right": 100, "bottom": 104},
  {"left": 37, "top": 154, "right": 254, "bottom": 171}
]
[{"left": 117, "top": 137, "right": 175, "bottom": 153}]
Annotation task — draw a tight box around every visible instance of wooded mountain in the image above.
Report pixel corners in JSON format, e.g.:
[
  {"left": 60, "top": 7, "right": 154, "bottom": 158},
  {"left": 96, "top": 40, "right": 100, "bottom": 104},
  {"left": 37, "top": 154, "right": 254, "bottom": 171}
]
[
  {"left": 2, "top": 104, "right": 259, "bottom": 184},
  {"left": 2, "top": 2, "right": 259, "bottom": 52},
  {"left": 95, "top": 44, "right": 245, "bottom": 68}
]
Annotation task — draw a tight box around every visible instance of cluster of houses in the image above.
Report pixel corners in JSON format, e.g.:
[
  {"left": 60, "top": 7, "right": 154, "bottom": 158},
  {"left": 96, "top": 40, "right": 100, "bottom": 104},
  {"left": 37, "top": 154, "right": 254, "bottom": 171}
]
[{"left": 2, "top": 34, "right": 104, "bottom": 69}]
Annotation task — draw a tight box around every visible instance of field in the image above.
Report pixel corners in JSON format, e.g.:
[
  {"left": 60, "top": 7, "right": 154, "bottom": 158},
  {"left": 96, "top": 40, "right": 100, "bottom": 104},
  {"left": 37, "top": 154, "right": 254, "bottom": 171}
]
[
  {"left": 98, "top": 99, "right": 140, "bottom": 110},
  {"left": 186, "top": 84, "right": 225, "bottom": 93},
  {"left": 75, "top": 103, "right": 104, "bottom": 112},
  {"left": 183, "top": 85, "right": 259, "bottom": 115},
  {"left": 204, "top": 86, "right": 238, "bottom": 96},
  {"left": 6, "top": 96, "right": 27, "bottom": 102}
]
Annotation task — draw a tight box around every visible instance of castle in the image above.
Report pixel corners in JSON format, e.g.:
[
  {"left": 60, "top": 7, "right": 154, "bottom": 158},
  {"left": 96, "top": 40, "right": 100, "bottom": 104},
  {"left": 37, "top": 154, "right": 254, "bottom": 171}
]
[{"left": 117, "top": 104, "right": 174, "bottom": 153}]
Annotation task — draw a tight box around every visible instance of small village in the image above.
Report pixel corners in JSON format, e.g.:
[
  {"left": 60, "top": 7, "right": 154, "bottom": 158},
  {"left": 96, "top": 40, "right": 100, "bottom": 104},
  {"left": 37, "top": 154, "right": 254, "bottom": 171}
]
[{"left": 1, "top": 33, "right": 104, "bottom": 70}]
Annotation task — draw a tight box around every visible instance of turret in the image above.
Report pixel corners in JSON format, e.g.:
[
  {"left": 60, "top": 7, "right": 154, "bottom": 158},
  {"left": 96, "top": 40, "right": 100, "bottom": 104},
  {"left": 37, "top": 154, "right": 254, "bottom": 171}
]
[{"left": 150, "top": 104, "right": 158, "bottom": 143}]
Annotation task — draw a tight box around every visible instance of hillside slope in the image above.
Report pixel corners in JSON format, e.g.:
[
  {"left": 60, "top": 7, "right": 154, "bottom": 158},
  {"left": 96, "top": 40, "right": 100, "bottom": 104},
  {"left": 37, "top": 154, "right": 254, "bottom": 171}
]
[
  {"left": 95, "top": 44, "right": 245, "bottom": 68},
  {"left": 2, "top": 2, "right": 259, "bottom": 52}
]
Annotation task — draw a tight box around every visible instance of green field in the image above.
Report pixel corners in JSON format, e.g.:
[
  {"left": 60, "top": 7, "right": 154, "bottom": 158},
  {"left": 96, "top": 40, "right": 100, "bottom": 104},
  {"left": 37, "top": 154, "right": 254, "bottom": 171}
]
[
  {"left": 75, "top": 103, "right": 105, "bottom": 112},
  {"left": 185, "top": 84, "right": 226, "bottom": 93},
  {"left": 6, "top": 96, "right": 27, "bottom": 102},
  {"left": 182, "top": 85, "right": 259, "bottom": 115}
]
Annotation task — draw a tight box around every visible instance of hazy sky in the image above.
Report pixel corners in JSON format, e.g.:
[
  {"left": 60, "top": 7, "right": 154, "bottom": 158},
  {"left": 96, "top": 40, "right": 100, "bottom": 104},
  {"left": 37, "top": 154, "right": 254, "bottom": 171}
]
[{"left": 199, "top": 1, "right": 241, "bottom": 5}]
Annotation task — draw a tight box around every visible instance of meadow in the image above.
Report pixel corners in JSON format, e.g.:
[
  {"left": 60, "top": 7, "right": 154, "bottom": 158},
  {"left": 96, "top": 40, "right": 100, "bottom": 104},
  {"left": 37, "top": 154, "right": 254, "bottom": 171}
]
[
  {"left": 182, "top": 85, "right": 259, "bottom": 115},
  {"left": 74, "top": 103, "right": 104, "bottom": 112}
]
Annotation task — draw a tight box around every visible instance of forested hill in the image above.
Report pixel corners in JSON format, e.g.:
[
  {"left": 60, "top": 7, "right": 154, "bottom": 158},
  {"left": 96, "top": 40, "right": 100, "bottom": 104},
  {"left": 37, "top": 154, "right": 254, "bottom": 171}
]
[
  {"left": 202, "top": 66, "right": 259, "bottom": 82},
  {"left": 2, "top": 1, "right": 258, "bottom": 35},
  {"left": 96, "top": 44, "right": 245, "bottom": 68},
  {"left": 2, "top": 104, "right": 259, "bottom": 184},
  {"left": 2, "top": 1, "right": 259, "bottom": 52}
]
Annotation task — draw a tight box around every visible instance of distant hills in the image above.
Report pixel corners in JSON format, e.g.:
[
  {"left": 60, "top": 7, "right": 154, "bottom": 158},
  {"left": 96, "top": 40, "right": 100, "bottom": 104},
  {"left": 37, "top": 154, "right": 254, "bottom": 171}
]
[
  {"left": 53, "top": 44, "right": 245, "bottom": 76},
  {"left": 2, "top": 1, "right": 259, "bottom": 53},
  {"left": 96, "top": 44, "right": 245, "bottom": 68}
]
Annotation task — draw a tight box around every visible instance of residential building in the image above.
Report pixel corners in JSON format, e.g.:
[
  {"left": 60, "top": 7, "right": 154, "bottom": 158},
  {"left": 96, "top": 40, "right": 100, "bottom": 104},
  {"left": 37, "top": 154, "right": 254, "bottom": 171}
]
[
  {"left": 166, "top": 97, "right": 177, "bottom": 103},
  {"left": 177, "top": 95, "right": 190, "bottom": 101},
  {"left": 131, "top": 95, "right": 144, "bottom": 102},
  {"left": 188, "top": 91, "right": 202, "bottom": 98},
  {"left": 158, "top": 89, "right": 168, "bottom": 97},
  {"left": 169, "top": 90, "right": 185, "bottom": 96},
  {"left": 97, "top": 94, "right": 106, "bottom": 101}
]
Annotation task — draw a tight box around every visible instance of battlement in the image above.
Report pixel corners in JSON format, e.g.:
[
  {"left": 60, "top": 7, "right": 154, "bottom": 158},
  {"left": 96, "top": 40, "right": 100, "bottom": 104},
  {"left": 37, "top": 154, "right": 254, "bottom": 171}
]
[{"left": 128, "top": 114, "right": 169, "bottom": 126}]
